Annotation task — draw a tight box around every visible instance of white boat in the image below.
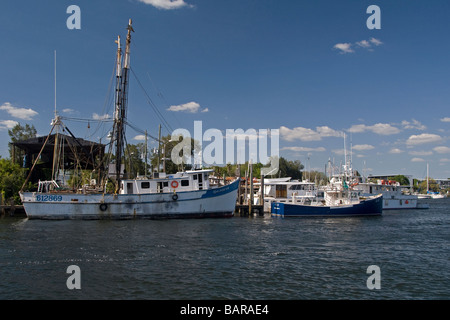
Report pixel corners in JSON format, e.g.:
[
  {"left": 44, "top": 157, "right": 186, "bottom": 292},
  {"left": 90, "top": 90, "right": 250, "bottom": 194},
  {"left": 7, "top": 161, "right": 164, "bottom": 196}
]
[
  {"left": 417, "top": 163, "right": 446, "bottom": 199},
  {"left": 255, "top": 178, "right": 320, "bottom": 212},
  {"left": 352, "top": 179, "right": 425, "bottom": 210},
  {"left": 19, "top": 20, "right": 239, "bottom": 220},
  {"left": 20, "top": 169, "right": 239, "bottom": 219}
]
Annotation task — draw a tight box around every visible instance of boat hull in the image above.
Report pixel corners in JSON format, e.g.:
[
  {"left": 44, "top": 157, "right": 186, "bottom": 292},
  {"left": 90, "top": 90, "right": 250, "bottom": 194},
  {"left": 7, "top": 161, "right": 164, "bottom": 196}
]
[
  {"left": 20, "top": 180, "right": 239, "bottom": 220},
  {"left": 380, "top": 196, "right": 417, "bottom": 210},
  {"left": 271, "top": 194, "right": 383, "bottom": 217}
]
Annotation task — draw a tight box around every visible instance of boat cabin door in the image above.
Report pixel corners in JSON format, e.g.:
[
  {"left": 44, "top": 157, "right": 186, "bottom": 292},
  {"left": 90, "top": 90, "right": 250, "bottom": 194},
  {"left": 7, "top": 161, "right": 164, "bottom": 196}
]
[
  {"left": 198, "top": 173, "right": 203, "bottom": 190},
  {"left": 157, "top": 182, "right": 163, "bottom": 193},
  {"left": 276, "top": 185, "right": 287, "bottom": 198},
  {"left": 127, "top": 182, "right": 133, "bottom": 194},
  {"left": 193, "top": 173, "right": 204, "bottom": 190}
]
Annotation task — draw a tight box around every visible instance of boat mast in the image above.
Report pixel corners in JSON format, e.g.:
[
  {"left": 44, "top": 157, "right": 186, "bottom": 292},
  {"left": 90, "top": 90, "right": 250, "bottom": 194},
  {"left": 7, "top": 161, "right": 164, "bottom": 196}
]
[{"left": 114, "top": 19, "right": 134, "bottom": 192}]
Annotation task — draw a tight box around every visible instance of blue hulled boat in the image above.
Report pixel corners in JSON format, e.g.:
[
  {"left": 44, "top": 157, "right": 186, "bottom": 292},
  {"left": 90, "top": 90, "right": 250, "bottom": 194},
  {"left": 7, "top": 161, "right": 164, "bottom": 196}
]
[{"left": 271, "top": 193, "right": 383, "bottom": 218}]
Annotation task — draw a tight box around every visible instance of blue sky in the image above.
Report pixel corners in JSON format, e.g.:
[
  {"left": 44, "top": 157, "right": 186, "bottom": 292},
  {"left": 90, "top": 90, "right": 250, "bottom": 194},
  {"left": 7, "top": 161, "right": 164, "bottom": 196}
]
[{"left": 1, "top": 0, "right": 449, "bottom": 180}]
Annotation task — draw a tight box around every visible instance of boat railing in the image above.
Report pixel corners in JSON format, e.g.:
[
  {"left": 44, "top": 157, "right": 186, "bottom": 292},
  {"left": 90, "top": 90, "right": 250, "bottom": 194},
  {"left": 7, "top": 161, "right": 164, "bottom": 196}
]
[{"left": 37, "top": 180, "right": 60, "bottom": 193}]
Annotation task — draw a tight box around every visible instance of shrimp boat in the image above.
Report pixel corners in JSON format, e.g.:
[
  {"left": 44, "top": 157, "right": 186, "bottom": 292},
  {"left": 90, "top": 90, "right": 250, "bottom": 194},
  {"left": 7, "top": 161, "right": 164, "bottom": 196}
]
[{"left": 19, "top": 20, "right": 239, "bottom": 219}]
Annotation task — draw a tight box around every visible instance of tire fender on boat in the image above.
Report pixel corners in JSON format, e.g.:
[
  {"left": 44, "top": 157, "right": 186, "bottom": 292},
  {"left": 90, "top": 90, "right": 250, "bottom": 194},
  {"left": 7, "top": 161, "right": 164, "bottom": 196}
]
[
  {"left": 172, "top": 193, "right": 178, "bottom": 201},
  {"left": 99, "top": 203, "right": 108, "bottom": 211}
]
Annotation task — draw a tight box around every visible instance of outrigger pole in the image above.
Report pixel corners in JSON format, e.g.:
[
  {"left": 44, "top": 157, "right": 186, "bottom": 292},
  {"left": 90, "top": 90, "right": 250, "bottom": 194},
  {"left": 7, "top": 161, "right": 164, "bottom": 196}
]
[{"left": 113, "top": 19, "right": 134, "bottom": 193}]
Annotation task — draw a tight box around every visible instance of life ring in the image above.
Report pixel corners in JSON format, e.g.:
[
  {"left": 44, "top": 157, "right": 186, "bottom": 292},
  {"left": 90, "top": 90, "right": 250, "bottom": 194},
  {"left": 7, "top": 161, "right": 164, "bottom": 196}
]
[
  {"left": 171, "top": 180, "right": 179, "bottom": 189},
  {"left": 99, "top": 203, "right": 108, "bottom": 211},
  {"left": 172, "top": 193, "right": 178, "bottom": 201},
  {"left": 405, "top": 200, "right": 409, "bottom": 204}
]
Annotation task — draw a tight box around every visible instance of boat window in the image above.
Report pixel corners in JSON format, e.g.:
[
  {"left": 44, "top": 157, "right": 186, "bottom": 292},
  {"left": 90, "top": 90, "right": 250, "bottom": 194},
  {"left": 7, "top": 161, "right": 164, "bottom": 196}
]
[
  {"left": 141, "top": 182, "right": 150, "bottom": 189},
  {"left": 127, "top": 182, "right": 133, "bottom": 194},
  {"left": 193, "top": 175, "right": 197, "bottom": 180},
  {"left": 181, "top": 180, "right": 189, "bottom": 187},
  {"left": 163, "top": 182, "right": 168, "bottom": 187}
]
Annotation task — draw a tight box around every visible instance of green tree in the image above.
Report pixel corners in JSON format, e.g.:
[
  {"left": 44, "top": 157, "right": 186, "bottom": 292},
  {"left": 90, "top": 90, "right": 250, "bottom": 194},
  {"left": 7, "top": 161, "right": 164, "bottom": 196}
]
[
  {"left": 8, "top": 123, "right": 37, "bottom": 164},
  {"left": 0, "top": 158, "right": 27, "bottom": 204},
  {"left": 306, "top": 170, "right": 328, "bottom": 185},
  {"left": 125, "top": 144, "right": 146, "bottom": 178},
  {"left": 388, "top": 175, "right": 410, "bottom": 186},
  {"left": 417, "top": 179, "right": 439, "bottom": 193},
  {"left": 151, "top": 134, "right": 197, "bottom": 174},
  {"left": 277, "top": 157, "right": 304, "bottom": 180}
]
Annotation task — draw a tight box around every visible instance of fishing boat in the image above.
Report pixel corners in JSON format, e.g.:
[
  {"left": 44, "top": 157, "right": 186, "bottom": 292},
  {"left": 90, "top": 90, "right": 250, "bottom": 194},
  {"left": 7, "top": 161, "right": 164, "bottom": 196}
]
[
  {"left": 352, "top": 179, "right": 427, "bottom": 209},
  {"left": 271, "top": 192, "right": 382, "bottom": 218},
  {"left": 19, "top": 20, "right": 239, "bottom": 219},
  {"left": 271, "top": 147, "right": 383, "bottom": 218}
]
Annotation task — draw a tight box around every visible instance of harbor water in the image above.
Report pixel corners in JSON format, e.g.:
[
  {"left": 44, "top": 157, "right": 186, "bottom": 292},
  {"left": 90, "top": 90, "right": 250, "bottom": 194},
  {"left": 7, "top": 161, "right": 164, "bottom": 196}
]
[{"left": 1, "top": 198, "right": 449, "bottom": 300}]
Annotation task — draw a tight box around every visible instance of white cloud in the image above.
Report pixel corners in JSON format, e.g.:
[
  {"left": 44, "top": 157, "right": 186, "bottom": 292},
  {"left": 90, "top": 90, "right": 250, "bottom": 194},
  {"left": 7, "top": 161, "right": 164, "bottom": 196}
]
[
  {"left": 347, "top": 123, "right": 400, "bottom": 135},
  {"left": 280, "top": 126, "right": 342, "bottom": 142},
  {"left": 356, "top": 40, "right": 371, "bottom": 48},
  {"left": 333, "top": 43, "right": 354, "bottom": 54},
  {"left": 201, "top": 108, "right": 209, "bottom": 113},
  {"left": 334, "top": 38, "right": 383, "bottom": 54},
  {"left": 0, "top": 102, "right": 38, "bottom": 120},
  {"left": 62, "top": 108, "right": 75, "bottom": 114},
  {"left": 370, "top": 37, "right": 383, "bottom": 46},
  {"left": 167, "top": 101, "right": 201, "bottom": 113},
  {"left": 281, "top": 146, "right": 326, "bottom": 152},
  {"left": 0, "top": 119, "right": 19, "bottom": 130},
  {"left": 137, "top": 0, "right": 192, "bottom": 10},
  {"left": 316, "top": 126, "right": 343, "bottom": 138},
  {"left": 440, "top": 117, "right": 450, "bottom": 123},
  {"left": 134, "top": 135, "right": 146, "bottom": 141},
  {"left": 389, "top": 148, "right": 403, "bottom": 154},
  {"left": 332, "top": 149, "right": 346, "bottom": 155},
  {"left": 352, "top": 144, "right": 375, "bottom": 151},
  {"left": 406, "top": 133, "right": 443, "bottom": 146},
  {"left": 440, "top": 158, "right": 450, "bottom": 163},
  {"left": 409, "top": 150, "right": 433, "bottom": 156},
  {"left": 92, "top": 113, "right": 111, "bottom": 120},
  {"left": 433, "top": 146, "right": 450, "bottom": 154},
  {"left": 411, "top": 157, "right": 425, "bottom": 162},
  {"left": 401, "top": 119, "right": 426, "bottom": 131}
]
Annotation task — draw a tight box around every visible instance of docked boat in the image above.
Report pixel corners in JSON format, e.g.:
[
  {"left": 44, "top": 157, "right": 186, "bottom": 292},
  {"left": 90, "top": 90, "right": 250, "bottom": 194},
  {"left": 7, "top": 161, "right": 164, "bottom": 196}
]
[
  {"left": 270, "top": 154, "right": 383, "bottom": 218},
  {"left": 19, "top": 20, "right": 239, "bottom": 220},
  {"left": 255, "top": 178, "right": 320, "bottom": 212},
  {"left": 271, "top": 192, "right": 383, "bottom": 218},
  {"left": 352, "top": 179, "right": 427, "bottom": 210},
  {"left": 417, "top": 163, "right": 446, "bottom": 200}
]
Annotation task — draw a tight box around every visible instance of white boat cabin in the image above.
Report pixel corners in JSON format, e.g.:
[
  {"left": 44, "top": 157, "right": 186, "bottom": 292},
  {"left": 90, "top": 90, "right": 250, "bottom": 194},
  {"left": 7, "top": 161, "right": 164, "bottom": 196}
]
[
  {"left": 261, "top": 178, "right": 317, "bottom": 199},
  {"left": 120, "top": 169, "right": 213, "bottom": 194}
]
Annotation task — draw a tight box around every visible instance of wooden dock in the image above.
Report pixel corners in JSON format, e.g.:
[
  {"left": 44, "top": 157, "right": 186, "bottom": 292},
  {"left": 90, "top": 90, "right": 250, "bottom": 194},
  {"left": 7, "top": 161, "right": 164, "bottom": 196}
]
[
  {"left": 234, "top": 161, "right": 266, "bottom": 217},
  {"left": 235, "top": 204, "right": 264, "bottom": 216},
  {"left": 1, "top": 204, "right": 26, "bottom": 217}
]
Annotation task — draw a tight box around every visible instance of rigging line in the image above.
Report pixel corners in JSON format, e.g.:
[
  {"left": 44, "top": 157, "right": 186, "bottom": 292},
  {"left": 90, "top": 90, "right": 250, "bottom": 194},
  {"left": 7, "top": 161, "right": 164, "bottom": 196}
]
[
  {"left": 145, "top": 71, "right": 183, "bottom": 129},
  {"left": 20, "top": 123, "right": 57, "bottom": 192},
  {"left": 129, "top": 67, "right": 174, "bottom": 133},
  {"left": 128, "top": 40, "right": 175, "bottom": 133},
  {"left": 125, "top": 120, "right": 160, "bottom": 142},
  {"left": 59, "top": 116, "right": 114, "bottom": 123},
  {"left": 87, "top": 57, "right": 118, "bottom": 139}
]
